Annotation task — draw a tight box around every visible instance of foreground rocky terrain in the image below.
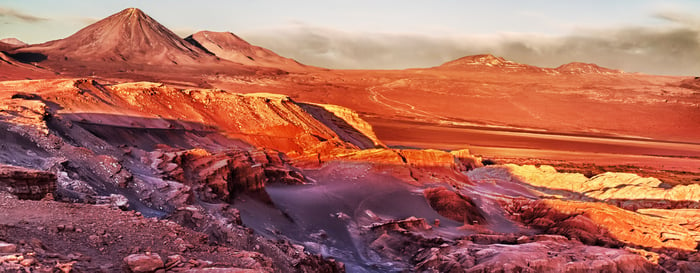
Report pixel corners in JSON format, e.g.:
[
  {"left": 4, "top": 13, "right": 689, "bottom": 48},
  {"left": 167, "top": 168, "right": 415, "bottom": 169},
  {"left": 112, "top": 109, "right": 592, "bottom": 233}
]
[
  {"left": 1, "top": 7, "right": 700, "bottom": 273},
  {"left": 0, "top": 78, "right": 699, "bottom": 272}
]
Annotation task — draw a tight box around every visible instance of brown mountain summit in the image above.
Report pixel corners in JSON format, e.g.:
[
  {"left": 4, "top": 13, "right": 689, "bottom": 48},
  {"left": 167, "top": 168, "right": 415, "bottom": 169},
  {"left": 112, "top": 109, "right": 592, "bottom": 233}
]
[
  {"left": 15, "top": 8, "right": 215, "bottom": 65},
  {"left": 186, "top": 31, "right": 308, "bottom": 71},
  {"left": 438, "top": 54, "right": 546, "bottom": 73},
  {"left": 556, "top": 62, "right": 623, "bottom": 74},
  {"left": 0, "top": 38, "right": 27, "bottom": 48}
]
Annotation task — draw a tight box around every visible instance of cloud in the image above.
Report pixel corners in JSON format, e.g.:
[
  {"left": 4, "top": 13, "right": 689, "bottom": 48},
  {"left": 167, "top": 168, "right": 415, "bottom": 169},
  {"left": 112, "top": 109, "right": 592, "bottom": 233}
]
[
  {"left": 172, "top": 27, "right": 199, "bottom": 38},
  {"left": 241, "top": 13, "right": 700, "bottom": 76},
  {"left": 76, "top": 17, "right": 99, "bottom": 25},
  {"left": 0, "top": 7, "right": 46, "bottom": 23}
]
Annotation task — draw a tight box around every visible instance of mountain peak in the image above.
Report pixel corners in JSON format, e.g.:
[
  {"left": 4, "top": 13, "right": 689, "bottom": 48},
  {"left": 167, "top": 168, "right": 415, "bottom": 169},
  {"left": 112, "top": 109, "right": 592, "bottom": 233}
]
[
  {"left": 15, "top": 7, "right": 214, "bottom": 65},
  {"left": 117, "top": 7, "right": 148, "bottom": 21},
  {"left": 438, "top": 54, "right": 545, "bottom": 73},
  {"left": 0, "top": 38, "right": 27, "bottom": 47},
  {"left": 185, "top": 30, "right": 308, "bottom": 71},
  {"left": 444, "top": 54, "right": 508, "bottom": 67}
]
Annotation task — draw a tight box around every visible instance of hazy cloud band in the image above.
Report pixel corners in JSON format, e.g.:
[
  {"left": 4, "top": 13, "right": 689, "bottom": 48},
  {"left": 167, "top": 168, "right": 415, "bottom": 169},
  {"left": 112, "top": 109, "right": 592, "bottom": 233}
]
[
  {"left": 0, "top": 7, "right": 46, "bottom": 22},
  {"left": 242, "top": 12, "right": 700, "bottom": 76}
]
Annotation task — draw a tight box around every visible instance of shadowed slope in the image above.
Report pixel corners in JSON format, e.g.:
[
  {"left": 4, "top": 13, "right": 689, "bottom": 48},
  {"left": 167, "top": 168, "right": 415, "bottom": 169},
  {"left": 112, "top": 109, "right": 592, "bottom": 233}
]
[{"left": 0, "top": 49, "right": 55, "bottom": 80}]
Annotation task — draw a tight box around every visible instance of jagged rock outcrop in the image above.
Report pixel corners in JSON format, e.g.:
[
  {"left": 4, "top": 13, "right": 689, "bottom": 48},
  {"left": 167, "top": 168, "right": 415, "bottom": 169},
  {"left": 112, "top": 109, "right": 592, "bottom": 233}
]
[
  {"left": 148, "top": 148, "right": 305, "bottom": 201},
  {"left": 361, "top": 213, "right": 662, "bottom": 272},
  {"left": 503, "top": 198, "right": 698, "bottom": 251},
  {"left": 0, "top": 164, "right": 56, "bottom": 199},
  {"left": 411, "top": 238, "right": 660, "bottom": 273}
]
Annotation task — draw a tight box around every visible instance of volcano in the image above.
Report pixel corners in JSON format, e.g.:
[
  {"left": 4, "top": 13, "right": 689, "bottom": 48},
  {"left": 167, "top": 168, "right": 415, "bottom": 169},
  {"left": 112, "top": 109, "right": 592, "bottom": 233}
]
[
  {"left": 1, "top": 6, "right": 700, "bottom": 273},
  {"left": 13, "top": 8, "right": 216, "bottom": 65},
  {"left": 186, "top": 31, "right": 309, "bottom": 71}
]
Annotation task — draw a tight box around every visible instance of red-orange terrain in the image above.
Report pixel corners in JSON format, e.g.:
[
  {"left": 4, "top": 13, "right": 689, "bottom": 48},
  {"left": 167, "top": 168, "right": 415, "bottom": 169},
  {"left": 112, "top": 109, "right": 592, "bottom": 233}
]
[{"left": 1, "top": 7, "right": 699, "bottom": 273}]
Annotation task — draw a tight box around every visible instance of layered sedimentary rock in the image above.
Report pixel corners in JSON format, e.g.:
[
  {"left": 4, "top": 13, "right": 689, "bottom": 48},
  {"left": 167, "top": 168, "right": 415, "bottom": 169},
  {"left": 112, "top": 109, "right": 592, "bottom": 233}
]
[
  {"left": 503, "top": 198, "right": 698, "bottom": 251},
  {"left": 468, "top": 164, "right": 700, "bottom": 207},
  {"left": 299, "top": 103, "right": 384, "bottom": 149},
  {"left": 148, "top": 148, "right": 305, "bottom": 201},
  {"left": 0, "top": 164, "right": 56, "bottom": 200},
  {"left": 294, "top": 148, "right": 479, "bottom": 185}
]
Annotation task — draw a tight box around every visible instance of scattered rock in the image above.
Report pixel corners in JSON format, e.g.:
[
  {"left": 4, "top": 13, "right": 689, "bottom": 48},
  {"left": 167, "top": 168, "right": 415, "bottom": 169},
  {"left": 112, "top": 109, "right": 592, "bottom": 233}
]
[
  {"left": 124, "top": 253, "right": 164, "bottom": 273},
  {"left": 0, "top": 242, "right": 17, "bottom": 253}
]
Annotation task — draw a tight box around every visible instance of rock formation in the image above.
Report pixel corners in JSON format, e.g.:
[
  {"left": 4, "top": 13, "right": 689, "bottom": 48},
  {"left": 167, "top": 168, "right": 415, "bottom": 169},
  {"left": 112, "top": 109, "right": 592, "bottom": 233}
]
[
  {"left": 468, "top": 164, "right": 700, "bottom": 207},
  {"left": 0, "top": 6, "right": 698, "bottom": 273},
  {"left": 0, "top": 164, "right": 56, "bottom": 200}
]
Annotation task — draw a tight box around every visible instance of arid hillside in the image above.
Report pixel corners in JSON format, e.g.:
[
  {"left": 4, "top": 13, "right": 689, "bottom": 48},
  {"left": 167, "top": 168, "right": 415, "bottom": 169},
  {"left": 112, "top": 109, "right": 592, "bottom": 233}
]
[{"left": 1, "top": 7, "right": 700, "bottom": 273}]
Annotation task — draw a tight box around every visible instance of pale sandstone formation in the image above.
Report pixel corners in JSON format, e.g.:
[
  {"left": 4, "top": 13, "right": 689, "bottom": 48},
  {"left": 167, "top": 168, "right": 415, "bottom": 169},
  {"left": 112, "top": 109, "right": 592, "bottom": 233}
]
[
  {"left": 468, "top": 164, "right": 700, "bottom": 205},
  {"left": 636, "top": 209, "right": 700, "bottom": 242}
]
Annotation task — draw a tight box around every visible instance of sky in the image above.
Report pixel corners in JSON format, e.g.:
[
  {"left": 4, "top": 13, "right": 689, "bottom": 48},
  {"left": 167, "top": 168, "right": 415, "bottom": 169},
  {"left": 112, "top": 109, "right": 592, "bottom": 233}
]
[{"left": 1, "top": 0, "right": 699, "bottom": 75}]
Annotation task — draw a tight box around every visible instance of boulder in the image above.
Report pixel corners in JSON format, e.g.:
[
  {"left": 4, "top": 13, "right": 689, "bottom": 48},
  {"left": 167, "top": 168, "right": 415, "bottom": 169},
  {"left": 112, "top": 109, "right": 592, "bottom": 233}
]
[
  {"left": 123, "top": 253, "right": 164, "bottom": 273},
  {"left": 424, "top": 187, "right": 485, "bottom": 224},
  {"left": 0, "top": 242, "right": 17, "bottom": 253}
]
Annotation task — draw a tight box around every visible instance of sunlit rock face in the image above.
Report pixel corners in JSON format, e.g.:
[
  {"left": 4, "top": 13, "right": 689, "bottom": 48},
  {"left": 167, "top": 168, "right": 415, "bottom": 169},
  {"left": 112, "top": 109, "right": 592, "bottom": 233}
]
[{"left": 1, "top": 6, "right": 700, "bottom": 273}]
